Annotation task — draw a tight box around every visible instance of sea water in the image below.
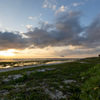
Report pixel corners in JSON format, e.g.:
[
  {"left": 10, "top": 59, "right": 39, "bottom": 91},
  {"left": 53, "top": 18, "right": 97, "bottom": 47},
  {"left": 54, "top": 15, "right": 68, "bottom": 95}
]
[{"left": 0, "top": 58, "right": 75, "bottom": 69}]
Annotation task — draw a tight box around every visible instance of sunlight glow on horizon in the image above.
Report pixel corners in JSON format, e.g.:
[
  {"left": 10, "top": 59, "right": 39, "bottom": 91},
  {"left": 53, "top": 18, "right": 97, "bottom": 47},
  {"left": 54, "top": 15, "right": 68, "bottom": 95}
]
[{"left": 0, "top": 49, "right": 15, "bottom": 57}]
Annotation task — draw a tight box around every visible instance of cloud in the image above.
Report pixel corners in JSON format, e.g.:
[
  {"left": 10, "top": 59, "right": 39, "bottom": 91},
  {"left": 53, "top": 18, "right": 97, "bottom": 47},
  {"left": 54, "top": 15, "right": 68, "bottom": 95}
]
[
  {"left": 52, "top": 5, "right": 57, "bottom": 10},
  {"left": 26, "top": 25, "right": 33, "bottom": 29},
  {"left": 55, "top": 2, "right": 84, "bottom": 15},
  {"left": 0, "top": 31, "right": 29, "bottom": 50},
  {"left": 0, "top": 10, "right": 100, "bottom": 57},
  {"left": 26, "top": 11, "right": 84, "bottom": 48},
  {"left": 29, "top": 13, "right": 42, "bottom": 21},
  {"left": 26, "top": 11, "right": 100, "bottom": 50},
  {"left": 26, "top": 25, "right": 33, "bottom": 31},
  {"left": 72, "top": 2, "right": 84, "bottom": 7},
  {"left": 57, "top": 46, "right": 100, "bottom": 57},
  {"left": 83, "top": 14, "right": 100, "bottom": 48},
  {"left": 38, "top": 21, "right": 54, "bottom": 30},
  {"left": 55, "top": 5, "right": 69, "bottom": 15},
  {"left": 43, "top": 0, "right": 57, "bottom": 10}
]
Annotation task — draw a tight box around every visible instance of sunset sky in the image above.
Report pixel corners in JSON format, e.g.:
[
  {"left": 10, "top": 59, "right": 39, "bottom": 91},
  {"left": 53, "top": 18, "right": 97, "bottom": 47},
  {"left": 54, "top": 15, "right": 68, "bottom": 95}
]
[{"left": 0, "top": 0, "right": 100, "bottom": 58}]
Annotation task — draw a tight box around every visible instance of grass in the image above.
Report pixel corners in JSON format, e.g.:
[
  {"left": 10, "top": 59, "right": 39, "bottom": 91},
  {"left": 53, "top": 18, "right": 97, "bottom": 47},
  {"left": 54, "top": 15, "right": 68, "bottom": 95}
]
[
  {"left": 80, "top": 64, "right": 100, "bottom": 100},
  {"left": 0, "top": 57, "right": 100, "bottom": 100}
]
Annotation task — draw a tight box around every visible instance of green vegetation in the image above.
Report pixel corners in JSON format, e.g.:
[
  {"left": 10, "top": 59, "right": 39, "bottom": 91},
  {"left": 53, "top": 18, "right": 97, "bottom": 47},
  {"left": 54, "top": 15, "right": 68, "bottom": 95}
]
[
  {"left": 80, "top": 64, "right": 100, "bottom": 100},
  {"left": 0, "top": 57, "right": 100, "bottom": 100}
]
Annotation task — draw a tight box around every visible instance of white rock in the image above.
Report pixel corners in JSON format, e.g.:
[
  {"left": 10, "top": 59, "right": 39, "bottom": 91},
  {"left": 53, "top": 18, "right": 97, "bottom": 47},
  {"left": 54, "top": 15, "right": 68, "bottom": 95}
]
[{"left": 64, "top": 80, "right": 76, "bottom": 84}]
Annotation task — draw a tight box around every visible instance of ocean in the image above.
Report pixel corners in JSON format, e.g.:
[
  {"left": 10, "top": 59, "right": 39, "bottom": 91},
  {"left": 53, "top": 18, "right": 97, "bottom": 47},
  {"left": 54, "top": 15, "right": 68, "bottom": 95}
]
[{"left": 0, "top": 58, "right": 76, "bottom": 69}]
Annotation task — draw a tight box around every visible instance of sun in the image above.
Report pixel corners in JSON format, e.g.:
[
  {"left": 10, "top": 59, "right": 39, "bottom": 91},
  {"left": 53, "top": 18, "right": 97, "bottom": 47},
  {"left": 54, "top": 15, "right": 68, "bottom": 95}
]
[{"left": 0, "top": 49, "right": 15, "bottom": 56}]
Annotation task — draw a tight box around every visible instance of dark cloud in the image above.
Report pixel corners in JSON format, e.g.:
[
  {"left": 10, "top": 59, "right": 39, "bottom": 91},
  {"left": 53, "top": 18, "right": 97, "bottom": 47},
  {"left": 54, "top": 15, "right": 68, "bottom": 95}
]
[
  {"left": 26, "top": 11, "right": 84, "bottom": 48},
  {"left": 84, "top": 14, "right": 100, "bottom": 48},
  {"left": 57, "top": 46, "right": 100, "bottom": 57},
  {"left": 0, "top": 11, "right": 100, "bottom": 53},
  {"left": 38, "top": 21, "right": 54, "bottom": 30},
  {"left": 0, "top": 31, "right": 29, "bottom": 50}
]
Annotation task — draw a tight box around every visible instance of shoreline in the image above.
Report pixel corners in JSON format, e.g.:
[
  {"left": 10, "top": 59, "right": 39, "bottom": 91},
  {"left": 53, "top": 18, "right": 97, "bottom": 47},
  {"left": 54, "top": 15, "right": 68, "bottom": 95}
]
[{"left": 0, "top": 60, "right": 74, "bottom": 73}]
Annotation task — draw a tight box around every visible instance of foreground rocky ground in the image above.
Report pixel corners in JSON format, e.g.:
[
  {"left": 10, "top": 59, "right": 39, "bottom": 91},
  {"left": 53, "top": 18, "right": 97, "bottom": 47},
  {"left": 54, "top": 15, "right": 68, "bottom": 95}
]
[{"left": 0, "top": 57, "right": 100, "bottom": 100}]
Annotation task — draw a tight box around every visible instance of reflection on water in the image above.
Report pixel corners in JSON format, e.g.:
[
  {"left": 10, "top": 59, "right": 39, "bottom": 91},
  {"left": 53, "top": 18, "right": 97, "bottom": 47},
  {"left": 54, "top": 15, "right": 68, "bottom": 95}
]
[
  {"left": 0, "top": 61, "right": 39, "bottom": 69},
  {"left": 5, "top": 66, "right": 11, "bottom": 68},
  {"left": 0, "top": 59, "right": 75, "bottom": 69},
  {"left": 45, "top": 61, "right": 67, "bottom": 64}
]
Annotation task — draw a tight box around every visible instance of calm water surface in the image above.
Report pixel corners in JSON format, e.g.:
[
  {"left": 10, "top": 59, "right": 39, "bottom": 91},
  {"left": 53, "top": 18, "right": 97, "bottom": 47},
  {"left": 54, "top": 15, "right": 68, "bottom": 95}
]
[{"left": 0, "top": 58, "right": 75, "bottom": 69}]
